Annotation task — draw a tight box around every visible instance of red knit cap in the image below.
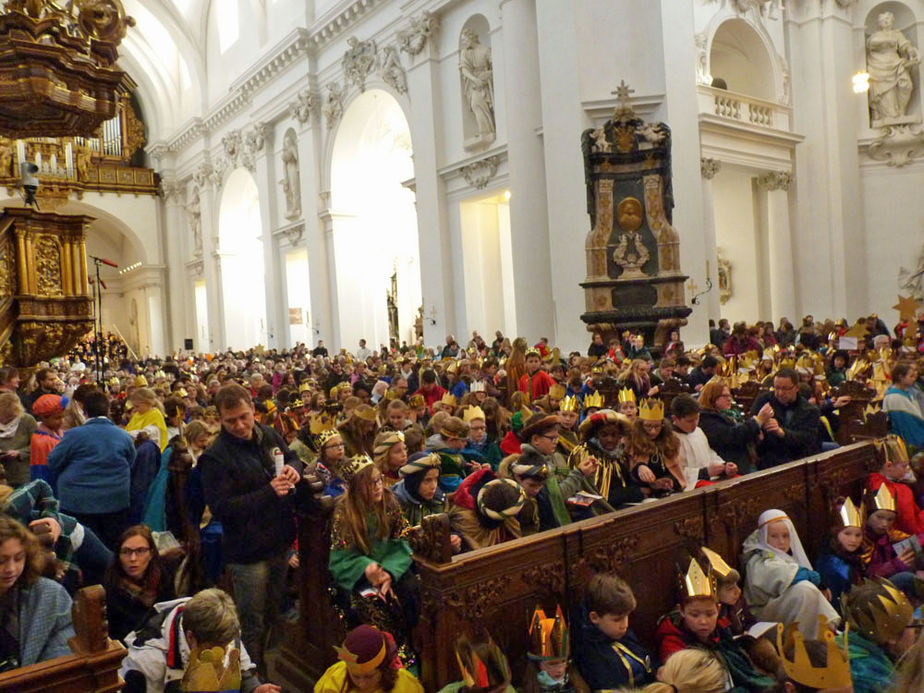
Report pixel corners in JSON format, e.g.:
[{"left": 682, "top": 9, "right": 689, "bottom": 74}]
[{"left": 32, "top": 394, "right": 63, "bottom": 418}]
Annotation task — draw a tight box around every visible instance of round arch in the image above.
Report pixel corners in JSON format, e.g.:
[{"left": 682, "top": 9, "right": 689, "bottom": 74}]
[
  {"left": 330, "top": 89, "right": 420, "bottom": 352},
  {"left": 218, "top": 167, "right": 266, "bottom": 350},
  {"left": 708, "top": 17, "right": 779, "bottom": 101}
]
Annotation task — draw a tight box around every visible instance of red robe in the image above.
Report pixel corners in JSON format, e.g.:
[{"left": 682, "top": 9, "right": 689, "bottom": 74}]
[{"left": 518, "top": 370, "right": 555, "bottom": 401}]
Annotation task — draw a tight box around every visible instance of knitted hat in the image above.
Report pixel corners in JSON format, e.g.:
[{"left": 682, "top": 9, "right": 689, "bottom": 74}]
[{"left": 32, "top": 394, "right": 64, "bottom": 418}]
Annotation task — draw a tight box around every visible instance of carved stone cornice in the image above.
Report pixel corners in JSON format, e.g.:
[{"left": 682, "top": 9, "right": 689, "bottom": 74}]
[
  {"left": 193, "top": 162, "right": 218, "bottom": 189},
  {"left": 866, "top": 123, "right": 924, "bottom": 168},
  {"left": 757, "top": 170, "right": 792, "bottom": 191},
  {"left": 701, "top": 158, "right": 721, "bottom": 180},
  {"left": 309, "top": 0, "right": 390, "bottom": 49},
  {"left": 460, "top": 155, "right": 500, "bottom": 190},
  {"left": 273, "top": 221, "right": 306, "bottom": 246},
  {"left": 158, "top": 178, "right": 184, "bottom": 201}
]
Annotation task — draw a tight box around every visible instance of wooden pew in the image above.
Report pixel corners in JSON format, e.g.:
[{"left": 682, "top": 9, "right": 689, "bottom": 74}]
[
  {"left": 0, "top": 585, "right": 126, "bottom": 692},
  {"left": 277, "top": 442, "right": 878, "bottom": 691}
]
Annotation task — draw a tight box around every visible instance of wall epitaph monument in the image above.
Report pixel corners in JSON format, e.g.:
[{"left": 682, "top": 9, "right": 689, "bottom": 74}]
[{"left": 580, "top": 82, "right": 691, "bottom": 352}]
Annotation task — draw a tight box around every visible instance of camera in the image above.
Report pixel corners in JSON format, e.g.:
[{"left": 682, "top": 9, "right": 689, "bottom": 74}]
[{"left": 20, "top": 162, "right": 39, "bottom": 208}]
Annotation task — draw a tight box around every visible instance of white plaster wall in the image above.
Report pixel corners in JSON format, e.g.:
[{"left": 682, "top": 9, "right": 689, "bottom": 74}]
[{"left": 713, "top": 168, "right": 762, "bottom": 324}]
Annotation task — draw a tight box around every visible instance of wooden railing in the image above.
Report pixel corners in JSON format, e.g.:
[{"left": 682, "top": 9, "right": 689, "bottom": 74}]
[
  {"left": 0, "top": 585, "right": 126, "bottom": 692},
  {"left": 278, "top": 442, "right": 879, "bottom": 690}
]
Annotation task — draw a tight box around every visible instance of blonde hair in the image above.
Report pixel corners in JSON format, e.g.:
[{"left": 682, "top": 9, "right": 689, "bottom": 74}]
[
  {"left": 130, "top": 387, "right": 165, "bottom": 414},
  {"left": 643, "top": 649, "right": 727, "bottom": 693},
  {"left": 0, "top": 392, "right": 23, "bottom": 421},
  {"left": 183, "top": 588, "right": 240, "bottom": 646}
]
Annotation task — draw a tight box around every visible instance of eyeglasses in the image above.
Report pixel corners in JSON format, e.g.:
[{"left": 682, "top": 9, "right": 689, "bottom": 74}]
[
  {"left": 324, "top": 442, "right": 345, "bottom": 450},
  {"left": 371, "top": 477, "right": 384, "bottom": 487},
  {"left": 120, "top": 547, "right": 151, "bottom": 558},
  {"left": 774, "top": 384, "right": 797, "bottom": 392},
  {"left": 540, "top": 433, "right": 559, "bottom": 441},
  {"left": 717, "top": 393, "right": 732, "bottom": 399}
]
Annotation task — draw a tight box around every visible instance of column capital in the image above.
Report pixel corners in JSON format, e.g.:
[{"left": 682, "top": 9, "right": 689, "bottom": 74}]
[
  {"left": 700, "top": 158, "right": 721, "bottom": 179},
  {"left": 757, "top": 170, "right": 792, "bottom": 191}
]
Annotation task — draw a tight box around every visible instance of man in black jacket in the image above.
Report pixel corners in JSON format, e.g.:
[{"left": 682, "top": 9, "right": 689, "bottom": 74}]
[
  {"left": 749, "top": 367, "right": 820, "bottom": 469},
  {"left": 199, "top": 383, "right": 306, "bottom": 671}
]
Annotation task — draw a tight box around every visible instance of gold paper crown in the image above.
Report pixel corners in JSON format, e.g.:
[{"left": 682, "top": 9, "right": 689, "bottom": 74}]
[
  {"left": 309, "top": 412, "right": 337, "bottom": 435},
  {"left": 617, "top": 388, "right": 636, "bottom": 404},
  {"left": 439, "top": 393, "right": 457, "bottom": 407},
  {"left": 525, "top": 347, "right": 541, "bottom": 358},
  {"left": 700, "top": 546, "right": 733, "bottom": 579},
  {"left": 559, "top": 395, "right": 579, "bottom": 413},
  {"left": 777, "top": 616, "right": 851, "bottom": 690},
  {"left": 456, "top": 636, "right": 511, "bottom": 689},
  {"left": 679, "top": 557, "right": 716, "bottom": 602},
  {"left": 549, "top": 384, "right": 566, "bottom": 400},
  {"left": 843, "top": 579, "right": 913, "bottom": 644},
  {"left": 864, "top": 402, "right": 881, "bottom": 419},
  {"left": 462, "top": 405, "right": 485, "bottom": 423},
  {"left": 838, "top": 497, "right": 864, "bottom": 529},
  {"left": 299, "top": 382, "right": 312, "bottom": 393},
  {"left": 289, "top": 398, "right": 304, "bottom": 409},
  {"left": 343, "top": 454, "right": 375, "bottom": 482},
  {"left": 868, "top": 483, "right": 896, "bottom": 513},
  {"left": 528, "top": 605, "right": 570, "bottom": 661},
  {"left": 638, "top": 398, "right": 665, "bottom": 422},
  {"left": 181, "top": 644, "right": 243, "bottom": 692},
  {"left": 408, "top": 394, "right": 425, "bottom": 408},
  {"left": 584, "top": 391, "right": 605, "bottom": 409}
]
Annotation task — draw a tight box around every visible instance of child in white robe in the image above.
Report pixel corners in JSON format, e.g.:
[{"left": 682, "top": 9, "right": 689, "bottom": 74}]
[{"left": 741, "top": 508, "right": 840, "bottom": 639}]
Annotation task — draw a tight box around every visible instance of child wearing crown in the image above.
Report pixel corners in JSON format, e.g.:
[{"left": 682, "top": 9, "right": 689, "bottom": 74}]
[
  {"left": 741, "top": 510, "right": 841, "bottom": 639},
  {"left": 814, "top": 497, "right": 868, "bottom": 607},
  {"left": 437, "top": 634, "right": 515, "bottom": 693},
  {"left": 776, "top": 617, "right": 853, "bottom": 693},
  {"left": 653, "top": 556, "right": 776, "bottom": 691},
  {"left": 616, "top": 388, "right": 638, "bottom": 421},
  {"left": 840, "top": 579, "right": 916, "bottom": 693},
  {"left": 329, "top": 456, "right": 419, "bottom": 667},
  {"left": 625, "top": 400, "right": 685, "bottom": 496},
  {"left": 522, "top": 606, "right": 589, "bottom": 693},
  {"left": 861, "top": 484, "right": 922, "bottom": 598},
  {"left": 866, "top": 435, "right": 924, "bottom": 535}
]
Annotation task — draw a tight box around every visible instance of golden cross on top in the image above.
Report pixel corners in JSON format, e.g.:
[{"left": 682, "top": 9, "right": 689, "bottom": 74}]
[
  {"left": 687, "top": 278, "right": 699, "bottom": 296},
  {"left": 611, "top": 80, "right": 635, "bottom": 107}
]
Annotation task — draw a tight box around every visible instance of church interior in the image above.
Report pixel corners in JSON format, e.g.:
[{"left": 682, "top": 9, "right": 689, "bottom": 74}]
[{"left": 0, "top": 0, "right": 924, "bottom": 691}]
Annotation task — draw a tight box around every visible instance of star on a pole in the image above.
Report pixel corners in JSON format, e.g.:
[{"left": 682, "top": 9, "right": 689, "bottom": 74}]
[
  {"left": 893, "top": 294, "right": 922, "bottom": 322},
  {"left": 843, "top": 321, "right": 869, "bottom": 339}
]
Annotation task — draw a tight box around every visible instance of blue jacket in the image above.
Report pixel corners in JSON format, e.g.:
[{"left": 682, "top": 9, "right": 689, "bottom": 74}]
[
  {"left": 18, "top": 577, "right": 75, "bottom": 666},
  {"left": 47, "top": 417, "right": 136, "bottom": 514}
]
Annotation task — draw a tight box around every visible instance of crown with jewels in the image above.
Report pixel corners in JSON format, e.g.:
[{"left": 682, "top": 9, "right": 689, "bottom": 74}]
[
  {"left": 617, "top": 388, "right": 636, "bottom": 404},
  {"left": 638, "top": 398, "right": 665, "bottom": 422},
  {"left": 343, "top": 454, "right": 375, "bottom": 482},
  {"left": 777, "top": 616, "right": 851, "bottom": 690},
  {"left": 528, "top": 605, "right": 569, "bottom": 661},
  {"left": 584, "top": 391, "right": 605, "bottom": 409},
  {"left": 559, "top": 395, "right": 579, "bottom": 413},
  {"left": 525, "top": 347, "right": 541, "bottom": 358}
]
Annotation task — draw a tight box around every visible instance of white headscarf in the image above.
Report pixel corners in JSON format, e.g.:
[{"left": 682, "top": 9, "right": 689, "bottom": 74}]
[{"left": 742, "top": 508, "right": 813, "bottom": 569}]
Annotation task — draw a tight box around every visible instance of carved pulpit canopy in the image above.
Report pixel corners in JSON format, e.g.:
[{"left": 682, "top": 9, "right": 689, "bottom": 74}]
[
  {"left": 0, "top": 0, "right": 135, "bottom": 138},
  {"left": 580, "top": 81, "right": 691, "bottom": 352}
]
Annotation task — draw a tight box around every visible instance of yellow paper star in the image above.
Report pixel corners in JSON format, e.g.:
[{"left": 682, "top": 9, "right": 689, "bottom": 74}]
[
  {"left": 893, "top": 294, "right": 922, "bottom": 322},
  {"left": 843, "top": 321, "right": 869, "bottom": 339}
]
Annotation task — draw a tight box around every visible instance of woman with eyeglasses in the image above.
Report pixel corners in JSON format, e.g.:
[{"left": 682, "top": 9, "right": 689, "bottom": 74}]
[
  {"left": 697, "top": 378, "right": 774, "bottom": 475},
  {"left": 104, "top": 524, "right": 174, "bottom": 643}
]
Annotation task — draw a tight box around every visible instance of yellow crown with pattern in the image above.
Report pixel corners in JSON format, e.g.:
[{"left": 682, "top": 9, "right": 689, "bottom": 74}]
[
  {"left": 549, "top": 384, "right": 566, "bottom": 400},
  {"left": 309, "top": 411, "right": 337, "bottom": 435},
  {"left": 559, "top": 395, "right": 579, "bottom": 413},
  {"left": 462, "top": 405, "right": 486, "bottom": 424},
  {"left": 777, "top": 616, "right": 851, "bottom": 690},
  {"left": 617, "top": 388, "right": 636, "bottom": 404},
  {"left": 678, "top": 557, "right": 716, "bottom": 602},
  {"left": 843, "top": 579, "right": 913, "bottom": 645},
  {"left": 525, "top": 347, "right": 541, "bottom": 358},
  {"left": 638, "top": 398, "right": 665, "bottom": 422},
  {"left": 181, "top": 644, "right": 243, "bottom": 692},
  {"left": 343, "top": 454, "right": 375, "bottom": 482},
  {"left": 838, "top": 497, "right": 864, "bottom": 529},
  {"left": 584, "top": 391, "right": 605, "bottom": 409}
]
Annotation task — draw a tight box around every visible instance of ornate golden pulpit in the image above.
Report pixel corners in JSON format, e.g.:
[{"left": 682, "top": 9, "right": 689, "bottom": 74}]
[{"left": 0, "top": 207, "right": 93, "bottom": 368}]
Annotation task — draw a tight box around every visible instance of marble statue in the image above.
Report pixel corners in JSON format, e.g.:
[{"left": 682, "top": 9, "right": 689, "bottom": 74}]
[
  {"left": 381, "top": 45, "right": 407, "bottom": 94},
  {"left": 867, "top": 12, "right": 920, "bottom": 125},
  {"left": 281, "top": 132, "right": 301, "bottom": 220},
  {"left": 398, "top": 11, "right": 437, "bottom": 56},
  {"left": 459, "top": 28, "right": 495, "bottom": 144},
  {"left": 343, "top": 36, "right": 376, "bottom": 92},
  {"left": 324, "top": 83, "right": 344, "bottom": 129},
  {"left": 186, "top": 186, "right": 202, "bottom": 256}
]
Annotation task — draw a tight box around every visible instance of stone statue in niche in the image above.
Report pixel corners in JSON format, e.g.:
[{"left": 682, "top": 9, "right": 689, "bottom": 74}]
[
  {"left": 186, "top": 186, "right": 202, "bottom": 257},
  {"left": 867, "top": 11, "right": 920, "bottom": 126},
  {"left": 281, "top": 133, "right": 301, "bottom": 220},
  {"left": 459, "top": 28, "right": 495, "bottom": 147},
  {"left": 612, "top": 197, "right": 649, "bottom": 279},
  {"left": 717, "top": 250, "right": 732, "bottom": 305}
]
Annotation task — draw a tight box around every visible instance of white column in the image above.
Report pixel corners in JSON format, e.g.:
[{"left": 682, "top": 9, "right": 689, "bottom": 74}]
[
  {"left": 196, "top": 164, "right": 225, "bottom": 351},
  {"left": 659, "top": 0, "right": 708, "bottom": 344},
  {"left": 160, "top": 178, "right": 189, "bottom": 351},
  {"left": 405, "top": 32, "right": 453, "bottom": 346},
  {"left": 700, "top": 158, "right": 722, "bottom": 321},
  {"left": 758, "top": 171, "right": 796, "bottom": 322},
  {"left": 500, "top": 0, "right": 554, "bottom": 343},
  {"left": 252, "top": 128, "right": 283, "bottom": 348}
]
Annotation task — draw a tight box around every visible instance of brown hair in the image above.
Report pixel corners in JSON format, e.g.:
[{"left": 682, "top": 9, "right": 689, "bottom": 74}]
[
  {"left": 698, "top": 378, "right": 728, "bottom": 411},
  {"left": 626, "top": 417, "right": 680, "bottom": 460},
  {"left": 337, "top": 464, "right": 399, "bottom": 555},
  {"left": 214, "top": 383, "right": 252, "bottom": 413},
  {"left": 106, "top": 524, "right": 163, "bottom": 590},
  {"left": 0, "top": 516, "right": 45, "bottom": 586},
  {"left": 586, "top": 573, "right": 636, "bottom": 616}
]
